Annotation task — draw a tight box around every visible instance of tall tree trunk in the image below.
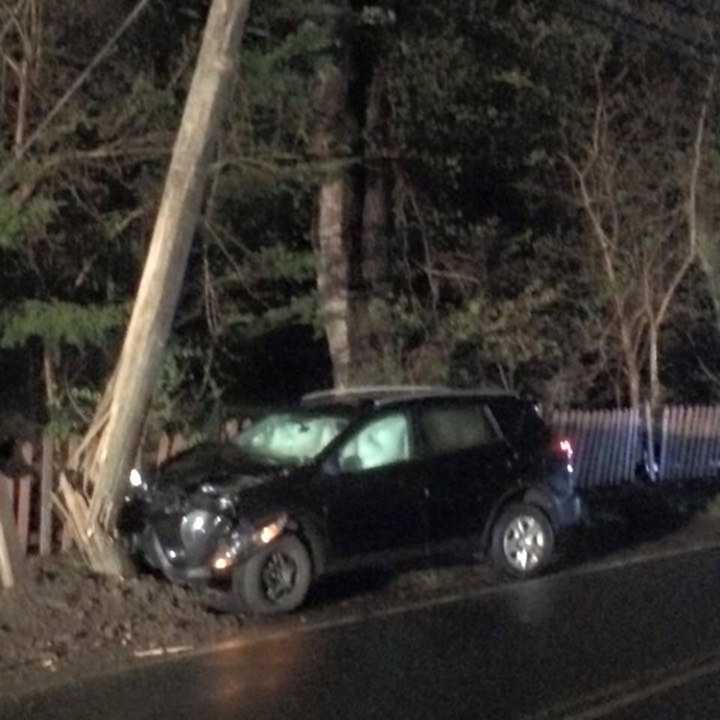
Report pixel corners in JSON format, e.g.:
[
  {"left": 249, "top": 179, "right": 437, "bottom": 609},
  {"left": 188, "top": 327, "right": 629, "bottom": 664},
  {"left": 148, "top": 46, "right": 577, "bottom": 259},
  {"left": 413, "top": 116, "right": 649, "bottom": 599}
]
[
  {"left": 352, "top": 63, "right": 392, "bottom": 382},
  {"left": 311, "top": 23, "right": 393, "bottom": 388},
  {"left": 361, "top": 67, "right": 388, "bottom": 288},
  {"left": 625, "top": 354, "right": 641, "bottom": 409},
  {"left": 311, "top": 57, "right": 356, "bottom": 389},
  {"left": 315, "top": 172, "right": 353, "bottom": 388},
  {"left": 648, "top": 321, "right": 661, "bottom": 410},
  {"left": 616, "top": 310, "right": 641, "bottom": 407},
  {"left": 59, "top": 0, "right": 252, "bottom": 576},
  {"left": 42, "top": 343, "right": 58, "bottom": 410}
]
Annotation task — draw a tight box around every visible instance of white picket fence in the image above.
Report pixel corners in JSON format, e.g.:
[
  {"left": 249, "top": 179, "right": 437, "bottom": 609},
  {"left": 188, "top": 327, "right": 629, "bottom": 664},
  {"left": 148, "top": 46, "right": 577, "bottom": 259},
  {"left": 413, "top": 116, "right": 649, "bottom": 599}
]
[
  {"left": 549, "top": 407, "right": 644, "bottom": 487},
  {"left": 657, "top": 405, "right": 720, "bottom": 483},
  {"left": 548, "top": 404, "right": 720, "bottom": 487}
]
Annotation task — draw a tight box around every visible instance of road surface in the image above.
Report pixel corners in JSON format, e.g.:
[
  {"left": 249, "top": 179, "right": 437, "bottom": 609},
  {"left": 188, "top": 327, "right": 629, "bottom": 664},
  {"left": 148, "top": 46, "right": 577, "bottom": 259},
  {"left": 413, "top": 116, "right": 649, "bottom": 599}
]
[{"left": 4, "top": 548, "right": 720, "bottom": 719}]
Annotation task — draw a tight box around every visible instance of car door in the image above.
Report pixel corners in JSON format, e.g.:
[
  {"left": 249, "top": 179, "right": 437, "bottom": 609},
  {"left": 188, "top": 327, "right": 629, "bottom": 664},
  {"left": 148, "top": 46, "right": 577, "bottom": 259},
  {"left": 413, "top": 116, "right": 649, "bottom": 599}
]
[
  {"left": 416, "top": 399, "right": 518, "bottom": 544},
  {"left": 319, "top": 409, "right": 428, "bottom": 558}
]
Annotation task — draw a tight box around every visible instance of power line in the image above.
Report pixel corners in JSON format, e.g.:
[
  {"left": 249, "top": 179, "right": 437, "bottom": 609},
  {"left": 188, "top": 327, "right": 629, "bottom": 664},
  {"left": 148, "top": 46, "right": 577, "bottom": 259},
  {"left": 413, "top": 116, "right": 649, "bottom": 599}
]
[
  {"left": 550, "top": 0, "right": 720, "bottom": 91},
  {"left": 565, "top": 0, "right": 719, "bottom": 62},
  {"left": 585, "top": 0, "right": 713, "bottom": 54},
  {"left": 0, "top": 0, "right": 154, "bottom": 191},
  {"left": 0, "top": 0, "right": 28, "bottom": 49}
]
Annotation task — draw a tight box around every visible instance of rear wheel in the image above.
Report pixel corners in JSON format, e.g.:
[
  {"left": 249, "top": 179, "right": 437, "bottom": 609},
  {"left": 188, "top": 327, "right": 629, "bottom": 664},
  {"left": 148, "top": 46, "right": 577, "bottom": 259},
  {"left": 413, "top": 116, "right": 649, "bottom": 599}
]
[
  {"left": 232, "top": 534, "right": 312, "bottom": 614},
  {"left": 490, "top": 503, "right": 554, "bottom": 579}
]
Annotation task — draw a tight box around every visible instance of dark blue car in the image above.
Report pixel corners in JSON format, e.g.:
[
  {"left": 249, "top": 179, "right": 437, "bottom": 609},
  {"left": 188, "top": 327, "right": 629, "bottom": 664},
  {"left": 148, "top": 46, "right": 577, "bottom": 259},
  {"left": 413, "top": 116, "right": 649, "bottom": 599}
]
[{"left": 122, "top": 386, "right": 581, "bottom": 614}]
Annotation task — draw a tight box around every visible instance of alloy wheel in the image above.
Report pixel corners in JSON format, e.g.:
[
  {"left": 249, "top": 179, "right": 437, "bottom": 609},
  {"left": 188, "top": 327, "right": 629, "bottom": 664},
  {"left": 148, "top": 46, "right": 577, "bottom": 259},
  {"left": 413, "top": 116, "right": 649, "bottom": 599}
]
[
  {"left": 261, "top": 551, "right": 298, "bottom": 602},
  {"left": 502, "top": 515, "right": 546, "bottom": 573}
]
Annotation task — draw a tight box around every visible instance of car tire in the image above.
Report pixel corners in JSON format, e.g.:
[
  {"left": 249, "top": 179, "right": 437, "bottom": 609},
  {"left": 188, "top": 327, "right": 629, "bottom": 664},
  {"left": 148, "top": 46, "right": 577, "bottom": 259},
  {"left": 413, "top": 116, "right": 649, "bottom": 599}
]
[
  {"left": 232, "top": 533, "right": 312, "bottom": 615},
  {"left": 490, "top": 503, "right": 555, "bottom": 579}
]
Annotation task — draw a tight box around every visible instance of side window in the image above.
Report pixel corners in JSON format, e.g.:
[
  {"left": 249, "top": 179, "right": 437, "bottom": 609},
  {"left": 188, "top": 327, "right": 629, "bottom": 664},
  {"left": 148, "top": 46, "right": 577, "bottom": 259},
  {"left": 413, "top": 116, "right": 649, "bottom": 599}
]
[
  {"left": 338, "top": 413, "right": 410, "bottom": 472},
  {"left": 420, "top": 403, "right": 497, "bottom": 455}
]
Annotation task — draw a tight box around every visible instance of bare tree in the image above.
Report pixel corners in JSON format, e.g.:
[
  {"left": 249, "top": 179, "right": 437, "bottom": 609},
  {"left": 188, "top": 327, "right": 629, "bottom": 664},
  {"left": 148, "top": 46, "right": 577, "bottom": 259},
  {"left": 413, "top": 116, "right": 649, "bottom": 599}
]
[{"left": 561, "top": 46, "right": 717, "bottom": 408}]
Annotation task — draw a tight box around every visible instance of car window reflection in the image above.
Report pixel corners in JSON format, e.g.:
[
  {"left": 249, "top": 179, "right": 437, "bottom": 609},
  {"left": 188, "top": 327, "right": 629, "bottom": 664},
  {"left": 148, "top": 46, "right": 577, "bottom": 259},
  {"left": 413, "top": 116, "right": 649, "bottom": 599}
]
[
  {"left": 338, "top": 413, "right": 410, "bottom": 472},
  {"left": 420, "top": 404, "right": 496, "bottom": 455},
  {"left": 234, "top": 412, "right": 349, "bottom": 466}
]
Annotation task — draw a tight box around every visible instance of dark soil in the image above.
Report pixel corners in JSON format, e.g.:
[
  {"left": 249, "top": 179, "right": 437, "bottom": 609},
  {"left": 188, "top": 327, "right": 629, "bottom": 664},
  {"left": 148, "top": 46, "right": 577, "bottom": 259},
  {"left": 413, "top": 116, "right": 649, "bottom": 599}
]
[
  {"left": 0, "top": 554, "right": 243, "bottom": 697},
  {"left": 2, "top": 502, "right": 720, "bottom": 700}
]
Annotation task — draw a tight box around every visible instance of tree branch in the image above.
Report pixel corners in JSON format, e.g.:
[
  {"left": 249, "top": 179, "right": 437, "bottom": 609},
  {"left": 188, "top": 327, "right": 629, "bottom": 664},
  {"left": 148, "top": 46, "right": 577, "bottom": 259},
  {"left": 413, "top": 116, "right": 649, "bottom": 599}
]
[
  {"left": 655, "top": 64, "right": 716, "bottom": 328},
  {"left": 0, "top": 0, "right": 153, "bottom": 190}
]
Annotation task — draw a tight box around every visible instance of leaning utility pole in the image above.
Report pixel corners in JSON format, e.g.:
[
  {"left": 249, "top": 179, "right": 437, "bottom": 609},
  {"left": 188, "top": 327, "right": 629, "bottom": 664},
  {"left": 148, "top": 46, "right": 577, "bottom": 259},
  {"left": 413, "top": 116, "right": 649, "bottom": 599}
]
[{"left": 58, "top": 0, "right": 252, "bottom": 576}]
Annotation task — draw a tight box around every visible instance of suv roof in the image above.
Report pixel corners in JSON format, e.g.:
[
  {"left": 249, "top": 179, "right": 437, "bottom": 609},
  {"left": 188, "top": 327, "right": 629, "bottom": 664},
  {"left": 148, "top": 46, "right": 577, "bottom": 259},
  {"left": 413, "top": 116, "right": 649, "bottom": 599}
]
[{"left": 301, "top": 385, "right": 517, "bottom": 409}]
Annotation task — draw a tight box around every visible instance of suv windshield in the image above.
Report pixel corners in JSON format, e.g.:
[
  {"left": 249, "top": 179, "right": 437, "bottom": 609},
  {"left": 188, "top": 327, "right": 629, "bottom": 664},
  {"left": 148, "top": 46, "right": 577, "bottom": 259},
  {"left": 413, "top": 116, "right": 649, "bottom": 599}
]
[{"left": 233, "top": 411, "right": 350, "bottom": 466}]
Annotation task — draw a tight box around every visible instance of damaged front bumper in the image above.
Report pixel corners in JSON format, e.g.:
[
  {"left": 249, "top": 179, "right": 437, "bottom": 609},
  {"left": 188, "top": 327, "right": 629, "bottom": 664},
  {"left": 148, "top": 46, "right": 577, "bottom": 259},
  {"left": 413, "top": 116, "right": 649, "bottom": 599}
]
[{"left": 131, "top": 512, "right": 289, "bottom": 585}]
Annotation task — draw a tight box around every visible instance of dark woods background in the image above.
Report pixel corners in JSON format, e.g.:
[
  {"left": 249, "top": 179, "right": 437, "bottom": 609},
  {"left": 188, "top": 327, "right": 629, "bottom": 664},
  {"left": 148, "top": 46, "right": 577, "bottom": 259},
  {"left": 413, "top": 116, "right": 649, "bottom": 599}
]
[{"left": 1, "top": 0, "right": 720, "bottom": 441}]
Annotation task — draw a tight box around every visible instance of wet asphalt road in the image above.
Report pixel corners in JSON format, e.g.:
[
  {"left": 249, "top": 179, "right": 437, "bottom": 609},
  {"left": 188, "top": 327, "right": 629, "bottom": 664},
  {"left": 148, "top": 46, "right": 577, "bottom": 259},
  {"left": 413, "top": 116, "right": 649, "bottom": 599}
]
[{"left": 4, "top": 548, "right": 720, "bottom": 720}]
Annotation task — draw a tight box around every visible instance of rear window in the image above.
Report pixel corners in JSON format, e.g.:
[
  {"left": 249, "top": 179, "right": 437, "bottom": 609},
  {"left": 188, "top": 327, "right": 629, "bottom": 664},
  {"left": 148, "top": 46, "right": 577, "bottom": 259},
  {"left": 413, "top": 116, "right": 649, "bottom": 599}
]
[
  {"left": 486, "top": 398, "right": 549, "bottom": 448},
  {"left": 419, "top": 403, "right": 497, "bottom": 454}
]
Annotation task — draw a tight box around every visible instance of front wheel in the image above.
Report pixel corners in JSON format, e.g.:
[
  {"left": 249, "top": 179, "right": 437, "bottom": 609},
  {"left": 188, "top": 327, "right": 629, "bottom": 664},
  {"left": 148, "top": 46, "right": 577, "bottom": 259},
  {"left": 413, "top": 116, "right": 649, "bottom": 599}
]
[
  {"left": 490, "top": 503, "right": 555, "bottom": 579},
  {"left": 232, "top": 534, "right": 312, "bottom": 615}
]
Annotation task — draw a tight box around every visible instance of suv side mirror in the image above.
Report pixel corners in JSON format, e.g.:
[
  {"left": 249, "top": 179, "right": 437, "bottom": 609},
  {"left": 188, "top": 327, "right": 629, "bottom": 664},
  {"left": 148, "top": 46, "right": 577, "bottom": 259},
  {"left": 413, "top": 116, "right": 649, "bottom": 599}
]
[
  {"left": 322, "top": 454, "right": 342, "bottom": 476},
  {"left": 339, "top": 455, "right": 363, "bottom": 473},
  {"left": 323, "top": 453, "right": 364, "bottom": 475}
]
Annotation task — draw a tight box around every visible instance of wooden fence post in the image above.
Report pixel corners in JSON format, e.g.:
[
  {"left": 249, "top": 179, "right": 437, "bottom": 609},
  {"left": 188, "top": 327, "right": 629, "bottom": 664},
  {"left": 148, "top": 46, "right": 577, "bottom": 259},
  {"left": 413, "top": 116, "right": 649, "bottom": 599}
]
[
  {"left": 60, "top": 435, "right": 80, "bottom": 550},
  {"left": 40, "top": 432, "right": 54, "bottom": 556},
  {"left": 14, "top": 440, "right": 34, "bottom": 555},
  {"left": 644, "top": 402, "right": 657, "bottom": 483},
  {"left": 0, "top": 473, "right": 25, "bottom": 589},
  {"left": 16, "top": 476, "right": 31, "bottom": 555}
]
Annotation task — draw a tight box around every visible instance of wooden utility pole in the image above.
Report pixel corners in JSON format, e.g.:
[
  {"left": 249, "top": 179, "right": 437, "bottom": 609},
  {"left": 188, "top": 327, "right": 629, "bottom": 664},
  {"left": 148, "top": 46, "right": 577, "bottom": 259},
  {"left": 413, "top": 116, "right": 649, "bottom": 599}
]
[{"left": 59, "top": 0, "right": 252, "bottom": 575}]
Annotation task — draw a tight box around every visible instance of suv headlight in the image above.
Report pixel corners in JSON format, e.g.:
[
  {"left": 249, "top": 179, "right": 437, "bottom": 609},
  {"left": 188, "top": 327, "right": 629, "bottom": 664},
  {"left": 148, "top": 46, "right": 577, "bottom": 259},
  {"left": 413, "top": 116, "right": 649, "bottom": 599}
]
[
  {"left": 128, "top": 467, "right": 149, "bottom": 495},
  {"left": 210, "top": 514, "right": 289, "bottom": 572},
  {"left": 129, "top": 468, "right": 143, "bottom": 488}
]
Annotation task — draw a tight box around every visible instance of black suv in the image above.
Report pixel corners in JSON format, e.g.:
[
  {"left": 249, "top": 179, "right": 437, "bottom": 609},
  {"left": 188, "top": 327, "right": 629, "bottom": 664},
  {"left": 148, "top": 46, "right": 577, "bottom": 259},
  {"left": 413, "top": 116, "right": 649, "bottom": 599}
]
[{"left": 122, "top": 387, "right": 581, "bottom": 614}]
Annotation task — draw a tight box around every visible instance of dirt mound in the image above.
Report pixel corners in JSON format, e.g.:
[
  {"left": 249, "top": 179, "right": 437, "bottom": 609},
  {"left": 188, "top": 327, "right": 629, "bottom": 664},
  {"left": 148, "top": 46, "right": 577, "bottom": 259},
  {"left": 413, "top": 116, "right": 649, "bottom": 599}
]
[{"left": 0, "top": 553, "right": 243, "bottom": 694}]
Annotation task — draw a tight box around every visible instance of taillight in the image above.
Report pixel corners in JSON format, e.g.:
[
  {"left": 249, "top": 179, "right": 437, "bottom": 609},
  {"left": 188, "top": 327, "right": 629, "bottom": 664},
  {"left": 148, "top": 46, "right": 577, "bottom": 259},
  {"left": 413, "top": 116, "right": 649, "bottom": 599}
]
[
  {"left": 558, "top": 438, "right": 573, "bottom": 461},
  {"left": 554, "top": 437, "right": 574, "bottom": 474}
]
